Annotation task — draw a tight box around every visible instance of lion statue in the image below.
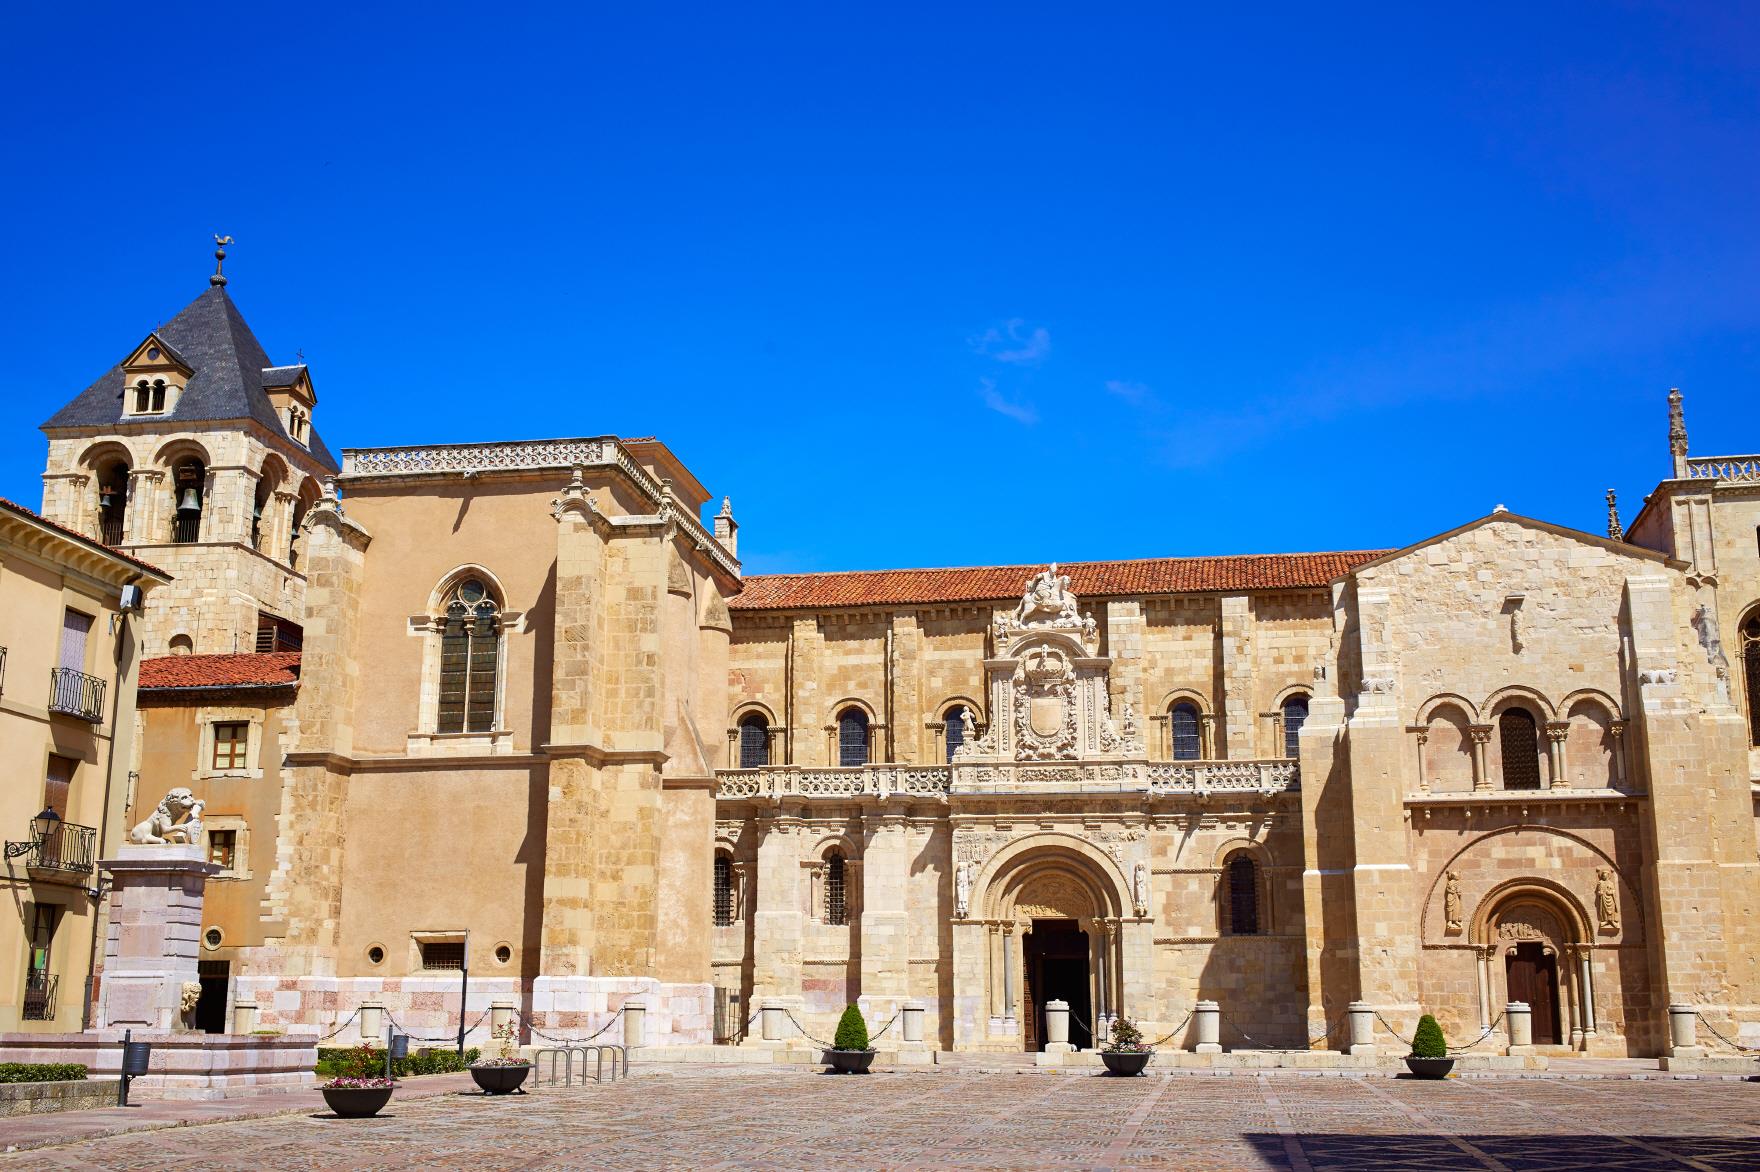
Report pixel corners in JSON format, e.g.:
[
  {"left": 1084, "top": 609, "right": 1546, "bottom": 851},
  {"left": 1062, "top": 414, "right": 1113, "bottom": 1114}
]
[{"left": 129, "top": 787, "right": 206, "bottom": 845}]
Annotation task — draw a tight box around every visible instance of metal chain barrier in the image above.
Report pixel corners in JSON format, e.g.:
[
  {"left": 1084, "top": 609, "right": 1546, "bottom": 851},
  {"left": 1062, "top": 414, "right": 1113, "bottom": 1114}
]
[
  {"left": 316, "top": 1007, "right": 362, "bottom": 1043},
  {"left": 530, "top": 1001, "right": 627, "bottom": 1044},
  {"left": 1697, "top": 1012, "right": 1760, "bottom": 1053},
  {"left": 385, "top": 1006, "right": 490, "bottom": 1044},
  {"left": 1221, "top": 1011, "right": 1274, "bottom": 1050},
  {"left": 1306, "top": 1014, "right": 1345, "bottom": 1047},
  {"left": 1447, "top": 1012, "right": 1505, "bottom": 1054},
  {"left": 868, "top": 1011, "right": 902, "bottom": 1041},
  {"left": 1374, "top": 1011, "right": 1412, "bottom": 1049},
  {"left": 782, "top": 1010, "right": 837, "bottom": 1050},
  {"left": 1145, "top": 1009, "right": 1193, "bottom": 1049}
]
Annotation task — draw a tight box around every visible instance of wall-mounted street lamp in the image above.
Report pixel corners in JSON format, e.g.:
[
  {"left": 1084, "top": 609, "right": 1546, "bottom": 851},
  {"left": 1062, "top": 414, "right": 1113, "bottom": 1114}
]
[{"left": 3, "top": 808, "right": 61, "bottom": 860}]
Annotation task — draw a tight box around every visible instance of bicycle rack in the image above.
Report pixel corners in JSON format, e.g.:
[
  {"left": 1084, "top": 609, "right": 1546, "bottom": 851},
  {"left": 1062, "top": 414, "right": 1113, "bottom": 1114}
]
[{"left": 532, "top": 1043, "right": 628, "bottom": 1087}]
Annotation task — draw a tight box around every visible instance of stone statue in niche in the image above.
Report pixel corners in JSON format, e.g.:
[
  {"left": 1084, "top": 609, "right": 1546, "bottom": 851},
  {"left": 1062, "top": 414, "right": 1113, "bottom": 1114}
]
[
  {"left": 1444, "top": 871, "right": 1463, "bottom": 933},
  {"left": 1596, "top": 867, "right": 1620, "bottom": 933},
  {"left": 129, "top": 787, "right": 206, "bottom": 846},
  {"left": 959, "top": 707, "right": 977, "bottom": 742},
  {"left": 1132, "top": 862, "right": 1149, "bottom": 918},
  {"left": 955, "top": 861, "right": 973, "bottom": 919}
]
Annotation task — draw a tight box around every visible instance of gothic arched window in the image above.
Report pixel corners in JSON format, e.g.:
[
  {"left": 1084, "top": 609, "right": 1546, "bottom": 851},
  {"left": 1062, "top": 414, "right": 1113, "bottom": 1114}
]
[
  {"left": 438, "top": 578, "right": 501, "bottom": 734},
  {"left": 1170, "top": 702, "right": 1201, "bottom": 760},
  {"left": 944, "top": 705, "right": 967, "bottom": 762},
  {"left": 713, "top": 854, "right": 735, "bottom": 927},
  {"left": 1225, "top": 853, "right": 1260, "bottom": 935},
  {"left": 738, "top": 714, "right": 770, "bottom": 768},
  {"left": 1743, "top": 612, "right": 1760, "bottom": 748},
  {"left": 1499, "top": 707, "right": 1542, "bottom": 790},
  {"left": 837, "top": 708, "right": 869, "bottom": 767},
  {"left": 1282, "top": 694, "right": 1309, "bottom": 758}
]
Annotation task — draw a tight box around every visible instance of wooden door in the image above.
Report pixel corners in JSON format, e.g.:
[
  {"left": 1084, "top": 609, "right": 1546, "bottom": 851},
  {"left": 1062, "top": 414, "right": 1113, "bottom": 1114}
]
[{"left": 1505, "top": 943, "right": 1560, "bottom": 1044}]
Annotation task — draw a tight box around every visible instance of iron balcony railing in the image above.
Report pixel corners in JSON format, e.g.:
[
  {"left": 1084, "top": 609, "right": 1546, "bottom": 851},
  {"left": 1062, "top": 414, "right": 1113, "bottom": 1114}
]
[
  {"left": 48, "top": 667, "right": 106, "bottom": 722},
  {"left": 28, "top": 821, "right": 97, "bottom": 878},
  {"left": 21, "top": 971, "right": 57, "bottom": 1022},
  {"left": 99, "top": 515, "right": 125, "bottom": 545}
]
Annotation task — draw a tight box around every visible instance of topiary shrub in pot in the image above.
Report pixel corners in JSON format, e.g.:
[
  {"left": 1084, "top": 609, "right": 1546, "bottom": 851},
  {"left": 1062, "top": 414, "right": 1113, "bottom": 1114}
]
[
  {"left": 1100, "top": 1016, "right": 1153, "bottom": 1076},
  {"left": 1404, "top": 1013, "right": 1455, "bottom": 1079},
  {"left": 826, "top": 1004, "right": 875, "bottom": 1073}
]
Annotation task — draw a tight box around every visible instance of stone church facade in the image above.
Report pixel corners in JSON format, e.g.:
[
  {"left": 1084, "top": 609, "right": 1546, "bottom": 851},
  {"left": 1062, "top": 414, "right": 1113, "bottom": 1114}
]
[{"left": 30, "top": 276, "right": 1760, "bottom": 1057}]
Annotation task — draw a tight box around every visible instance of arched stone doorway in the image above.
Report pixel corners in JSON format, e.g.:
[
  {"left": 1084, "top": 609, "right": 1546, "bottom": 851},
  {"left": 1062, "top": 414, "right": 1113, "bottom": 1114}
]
[
  {"left": 1475, "top": 884, "right": 1594, "bottom": 1049},
  {"left": 970, "top": 838, "right": 1129, "bottom": 1054}
]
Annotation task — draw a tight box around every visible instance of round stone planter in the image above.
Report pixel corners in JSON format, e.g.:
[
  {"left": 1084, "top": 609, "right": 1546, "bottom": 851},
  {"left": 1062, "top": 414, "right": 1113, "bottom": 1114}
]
[
  {"left": 1403, "top": 1056, "right": 1456, "bottom": 1080},
  {"left": 826, "top": 1049, "right": 876, "bottom": 1074},
  {"left": 322, "top": 1085, "right": 394, "bottom": 1118},
  {"left": 1101, "top": 1051, "right": 1152, "bottom": 1076},
  {"left": 470, "top": 1063, "right": 532, "bottom": 1094}
]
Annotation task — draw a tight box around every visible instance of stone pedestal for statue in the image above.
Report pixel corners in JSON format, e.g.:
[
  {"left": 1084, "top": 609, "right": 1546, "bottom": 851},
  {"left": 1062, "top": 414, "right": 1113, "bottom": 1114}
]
[{"left": 94, "top": 844, "right": 221, "bottom": 1031}]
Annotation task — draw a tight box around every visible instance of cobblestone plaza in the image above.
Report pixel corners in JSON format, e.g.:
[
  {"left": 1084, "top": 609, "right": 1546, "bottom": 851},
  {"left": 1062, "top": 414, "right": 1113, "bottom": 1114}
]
[{"left": 4, "top": 1070, "right": 1760, "bottom": 1171}]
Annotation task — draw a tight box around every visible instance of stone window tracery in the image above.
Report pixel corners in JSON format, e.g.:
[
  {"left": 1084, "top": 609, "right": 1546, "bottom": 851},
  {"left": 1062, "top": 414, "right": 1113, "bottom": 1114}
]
[{"left": 438, "top": 578, "right": 501, "bottom": 734}]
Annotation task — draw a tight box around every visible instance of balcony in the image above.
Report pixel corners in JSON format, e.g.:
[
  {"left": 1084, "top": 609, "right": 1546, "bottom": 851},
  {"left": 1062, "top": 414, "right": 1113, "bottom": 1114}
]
[
  {"left": 21, "top": 971, "right": 58, "bottom": 1022},
  {"left": 1146, "top": 759, "right": 1299, "bottom": 795},
  {"left": 48, "top": 667, "right": 106, "bottom": 722},
  {"left": 25, "top": 820, "right": 97, "bottom": 882},
  {"left": 717, "top": 765, "right": 953, "bottom": 800}
]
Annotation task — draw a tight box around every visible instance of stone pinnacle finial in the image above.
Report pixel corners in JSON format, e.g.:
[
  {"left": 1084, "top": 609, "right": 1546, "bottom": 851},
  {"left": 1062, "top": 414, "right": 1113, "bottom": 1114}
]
[
  {"left": 1668, "top": 386, "right": 1688, "bottom": 477},
  {"left": 717, "top": 496, "right": 733, "bottom": 518},
  {"left": 1605, "top": 489, "right": 1623, "bottom": 540},
  {"left": 210, "top": 234, "right": 235, "bottom": 286}
]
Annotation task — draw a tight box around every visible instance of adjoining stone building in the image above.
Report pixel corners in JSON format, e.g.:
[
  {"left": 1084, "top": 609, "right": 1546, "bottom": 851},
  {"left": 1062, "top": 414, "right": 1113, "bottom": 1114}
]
[{"left": 31, "top": 274, "right": 1760, "bottom": 1057}]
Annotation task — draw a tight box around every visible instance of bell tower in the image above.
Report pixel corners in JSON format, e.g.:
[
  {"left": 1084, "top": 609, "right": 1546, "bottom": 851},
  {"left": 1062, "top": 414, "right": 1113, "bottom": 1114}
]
[{"left": 38, "top": 247, "right": 339, "bottom": 656}]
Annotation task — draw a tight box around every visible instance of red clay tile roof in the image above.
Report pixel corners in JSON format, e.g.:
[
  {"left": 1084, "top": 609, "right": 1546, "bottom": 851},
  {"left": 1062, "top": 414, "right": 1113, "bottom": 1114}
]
[
  {"left": 0, "top": 497, "right": 170, "bottom": 579},
  {"left": 730, "top": 551, "right": 1390, "bottom": 611},
  {"left": 140, "top": 652, "right": 301, "bottom": 691}
]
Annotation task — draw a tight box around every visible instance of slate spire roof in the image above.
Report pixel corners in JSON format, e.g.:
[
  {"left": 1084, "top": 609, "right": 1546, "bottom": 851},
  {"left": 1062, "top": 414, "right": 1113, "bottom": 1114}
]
[{"left": 41, "top": 285, "right": 339, "bottom": 472}]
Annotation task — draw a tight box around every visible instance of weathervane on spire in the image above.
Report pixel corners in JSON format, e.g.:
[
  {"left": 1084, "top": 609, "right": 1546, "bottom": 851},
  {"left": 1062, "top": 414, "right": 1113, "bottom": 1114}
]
[{"left": 211, "top": 235, "right": 235, "bottom": 287}]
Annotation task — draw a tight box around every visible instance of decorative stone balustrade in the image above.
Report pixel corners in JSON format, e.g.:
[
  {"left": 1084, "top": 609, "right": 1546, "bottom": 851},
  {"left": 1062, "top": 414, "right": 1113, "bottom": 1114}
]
[
  {"left": 716, "top": 765, "right": 953, "bottom": 800},
  {"left": 1146, "top": 759, "right": 1299, "bottom": 795},
  {"left": 1685, "top": 454, "right": 1760, "bottom": 483},
  {"left": 341, "top": 436, "right": 739, "bottom": 577}
]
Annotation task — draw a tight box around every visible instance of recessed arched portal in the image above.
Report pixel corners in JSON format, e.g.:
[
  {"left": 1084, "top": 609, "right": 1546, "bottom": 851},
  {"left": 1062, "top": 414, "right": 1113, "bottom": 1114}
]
[{"left": 976, "top": 835, "right": 1129, "bottom": 1053}]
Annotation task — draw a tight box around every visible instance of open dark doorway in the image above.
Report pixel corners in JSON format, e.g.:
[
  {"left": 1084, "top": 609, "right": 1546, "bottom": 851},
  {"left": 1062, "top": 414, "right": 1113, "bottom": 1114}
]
[
  {"left": 1023, "top": 918, "right": 1091, "bottom": 1052},
  {"left": 196, "top": 960, "right": 230, "bottom": 1034},
  {"left": 1504, "top": 943, "right": 1560, "bottom": 1044}
]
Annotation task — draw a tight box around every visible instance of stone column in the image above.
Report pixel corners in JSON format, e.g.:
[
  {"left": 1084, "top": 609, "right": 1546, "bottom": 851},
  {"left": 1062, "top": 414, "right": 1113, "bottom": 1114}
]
[
  {"left": 1409, "top": 726, "right": 1430, "bottom": 793},
  {"left": 125, "top": 468, "right": 163, "bottom": 545},
  {"left": 1469, "top": 725, "right": 1493, "bottom": 791},
  {"left": 1475, "top": 945, "right": 1493, "bottom": 1031},
  {"left": 1545, "top": 721, "right": 1571, "bottom": 789},
  {"left": 94, "top": 844, "right": 222, "bottom": 1031}
]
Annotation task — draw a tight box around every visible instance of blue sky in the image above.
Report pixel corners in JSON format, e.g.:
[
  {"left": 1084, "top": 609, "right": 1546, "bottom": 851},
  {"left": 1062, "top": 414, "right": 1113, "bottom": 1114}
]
[{"left": 3, "top": 4, "right": 1757, "bottom": 574}]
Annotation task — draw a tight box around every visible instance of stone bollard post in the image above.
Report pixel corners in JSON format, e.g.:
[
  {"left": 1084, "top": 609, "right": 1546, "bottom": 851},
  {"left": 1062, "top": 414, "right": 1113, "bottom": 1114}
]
[
  {"left": 231, "top": 1002, "right": 258, "bottom": 1035},
  {"left": 901, "top": 1000, "right": 924, "bottom": 1045},
  {"left": 1043, "top": 999, "right": 1074, "bottom": 1053},
  {"left": 1194, "top": 1000, "right": 1222, "bottom": 1054},
  {"left": 1505, "top": 1001, "right": 1534, "bottom": 1055},
  {"left": 760, "top": 1001, "right": 785, "bottom": 1042},
  {"left": 1347, "top": 1002, "right": 1376, "bottom": 1055},
  {"left": 622, "top": 1000, "right": 647, "bottom": 1048},
  {"left": 490, "top": 999, "right": 517, "bottom": 1041},
  {"left": 1667, "top": 1004, "right": 1703, "bottom": 1057},
  {"left": 360, "top": 1002, "right": 384, "bottom": 1047}
]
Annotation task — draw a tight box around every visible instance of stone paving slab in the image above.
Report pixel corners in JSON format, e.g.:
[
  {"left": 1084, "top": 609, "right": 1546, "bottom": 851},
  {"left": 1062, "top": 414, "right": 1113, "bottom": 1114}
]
[{"left": 2, "top": 1068, "right": 1758, "bottom": 1170}]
